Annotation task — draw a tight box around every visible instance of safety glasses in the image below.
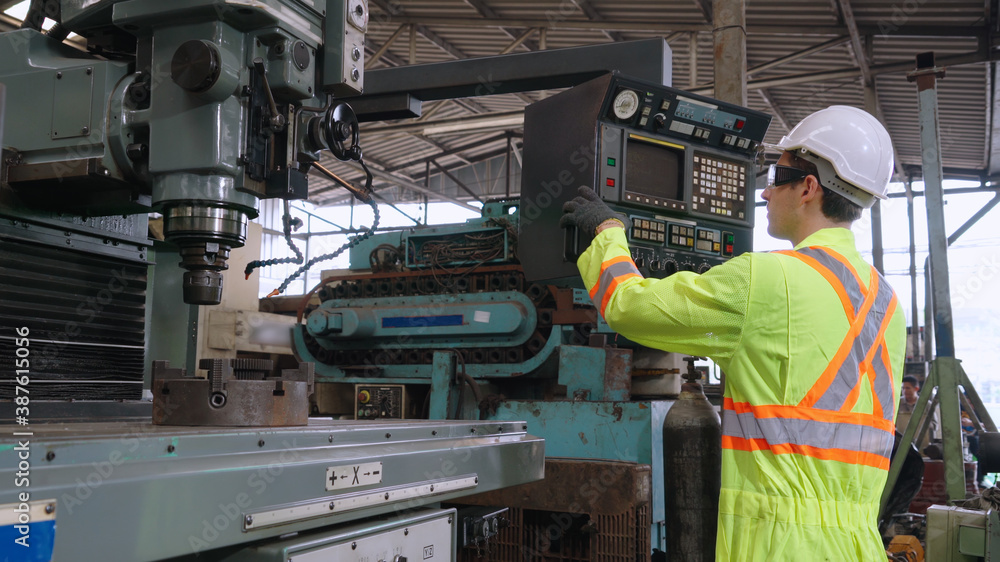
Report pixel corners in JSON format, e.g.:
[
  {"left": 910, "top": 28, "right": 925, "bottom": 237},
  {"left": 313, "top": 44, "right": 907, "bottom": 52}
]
[{"left": 766, "top": 164, "right": 809, "bottom": 189}]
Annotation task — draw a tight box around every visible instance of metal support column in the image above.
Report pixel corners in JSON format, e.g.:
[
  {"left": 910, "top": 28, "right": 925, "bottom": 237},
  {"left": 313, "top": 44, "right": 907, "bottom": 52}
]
[
  {"left": 506, "top": 132, "right": 513, "bottom": 198},
  {"left": 881, "top": 52, "right": 977, "bottom": 520},
  {"left": 712, "top": 0, "right": 747, "bottom": 106},
  {"left": 861, "top": 36, "right": 886, "bottom": 274},
  {"left": 689, "top": 32, "right": 699, "bottom": 88},
  {"left": 906, "top": 177, "right": 920, "bottom": 358},
  {"left": 871, "top": 200, "right": 885, "bottom": 274},
  {"left": 924, "top": 260, "right": 934, "bottom": 362},
  {"left": 910, "top": 52, "right": 963, "bottom": 502}
]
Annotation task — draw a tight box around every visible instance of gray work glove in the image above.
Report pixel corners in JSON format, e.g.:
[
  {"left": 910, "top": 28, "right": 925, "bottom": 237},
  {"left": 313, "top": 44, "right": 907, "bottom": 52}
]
[{"left": 559, "top": 186, "right": 631, "bottom": 236}]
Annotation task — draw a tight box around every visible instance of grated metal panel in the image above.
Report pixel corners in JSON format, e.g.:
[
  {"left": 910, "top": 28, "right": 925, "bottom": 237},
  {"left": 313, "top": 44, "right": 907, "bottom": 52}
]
[
  {"left": 457, "top": 506, "right": 651, "bottom": 562},
  {"left": 452, "top": 458, "right": 652, "bottom": 561},
  {"left": 0, "top": 237, "right": 147, "bottom": 400}
]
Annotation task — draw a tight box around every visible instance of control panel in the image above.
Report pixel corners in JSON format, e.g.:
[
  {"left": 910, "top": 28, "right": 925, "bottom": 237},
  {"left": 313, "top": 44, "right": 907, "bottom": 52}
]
[
  {"left": 520, "top": 72, "right": 771, "bottom": 284},
  {"left": 606, "top": 87, "right": 766, "bottom": 158},
  {"left": 354, "top": 384, "right": 408, "bottom": 420},
  {"left": 626, "top": 214, "right": 738, "bottom": 277},
  {"left": 692, "top": 153, "right": 747, "bottom": 220}
]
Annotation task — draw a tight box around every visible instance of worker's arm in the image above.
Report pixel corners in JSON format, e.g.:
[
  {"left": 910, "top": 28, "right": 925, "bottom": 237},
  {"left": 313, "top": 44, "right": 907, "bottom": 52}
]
[{"left": 578, "top": 225, "right": 750, "bottom": 362}]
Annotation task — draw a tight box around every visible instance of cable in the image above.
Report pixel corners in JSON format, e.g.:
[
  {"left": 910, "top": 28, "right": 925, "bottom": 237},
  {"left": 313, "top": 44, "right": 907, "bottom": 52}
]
[
  {"left": 266, "top": 159, "right": 378, "bottom": 297},
  {"left": 268, "top": 197, "right": 379, "bottom": 297},
  {"left": 369, "top": 243, "right": 403, "bottom": 272},
  {"left": 459, "top": 371, "right": 485, "bottom": 421},
  {"left": 244, "top": 199, "right": 305, "bottom": 279}
]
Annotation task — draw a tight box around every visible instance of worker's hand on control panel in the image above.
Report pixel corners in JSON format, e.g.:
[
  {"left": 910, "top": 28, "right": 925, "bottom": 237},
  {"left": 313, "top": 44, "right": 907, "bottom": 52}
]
[{"left": 559, "top": 186, "right": 631, "bottom": 236}]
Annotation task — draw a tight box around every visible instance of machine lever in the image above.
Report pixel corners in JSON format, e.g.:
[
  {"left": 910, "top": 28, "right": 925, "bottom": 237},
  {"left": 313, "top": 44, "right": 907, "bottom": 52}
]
[{"left": 252, "top": 57, "right": 286, "bottom": 131}]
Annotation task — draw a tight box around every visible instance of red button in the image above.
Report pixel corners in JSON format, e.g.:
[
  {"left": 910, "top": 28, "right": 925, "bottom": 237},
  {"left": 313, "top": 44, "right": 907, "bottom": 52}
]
[
  {"left": 725, "top": 245, "right": 734, "bottom": 254},
  {"left": 606, "top": 178, "right": 615, "bottom": 187},
  {"left": 735, "top": 119, "right": 745, "bottom": 130}
]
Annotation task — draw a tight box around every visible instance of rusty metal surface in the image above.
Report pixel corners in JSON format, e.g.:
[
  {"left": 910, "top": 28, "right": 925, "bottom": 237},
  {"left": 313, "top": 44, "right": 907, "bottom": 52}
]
[
  {"left": 603, "top": 348, "right": 632, "bottom": 401},
  {"left": 454, "top": 458, "right": 650, "bottom": 515},
  {"left": 452, "top": 459, "right": 652, "bottom": 561},
  {"left": 552, "top": 287, "right": 598, "bottom": 326},
  {"left": 151, "top": 359, "right": 315, "bottom": 427}
]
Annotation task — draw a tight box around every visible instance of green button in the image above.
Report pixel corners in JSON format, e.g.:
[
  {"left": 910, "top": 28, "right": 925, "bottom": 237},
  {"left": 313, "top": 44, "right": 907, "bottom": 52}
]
[{"left": 607, "top": 157, "right": 616, "bottom": 166}]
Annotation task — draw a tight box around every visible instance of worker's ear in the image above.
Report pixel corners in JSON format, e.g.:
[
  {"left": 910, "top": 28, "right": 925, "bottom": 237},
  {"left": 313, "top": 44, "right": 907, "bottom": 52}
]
[{"left": 798, "top": 174, "right": 822, "bottom": 206}]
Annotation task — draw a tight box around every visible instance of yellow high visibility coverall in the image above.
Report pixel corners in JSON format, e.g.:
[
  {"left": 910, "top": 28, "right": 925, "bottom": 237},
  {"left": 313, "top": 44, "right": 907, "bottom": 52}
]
[{"left": 578, "top": 227, "right": 906, "bottom": 561}]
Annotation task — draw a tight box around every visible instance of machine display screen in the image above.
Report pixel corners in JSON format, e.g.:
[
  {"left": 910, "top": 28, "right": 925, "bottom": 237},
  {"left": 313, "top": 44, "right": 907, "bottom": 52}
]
[{"left": 624, "top": 136, "right": 684, "bottom": 205}]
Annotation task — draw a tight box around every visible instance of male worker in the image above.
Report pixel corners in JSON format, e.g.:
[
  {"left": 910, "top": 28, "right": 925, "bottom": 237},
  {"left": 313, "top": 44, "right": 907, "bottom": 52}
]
[
  {"left": 560, "top": 105, "right": 906, "bottom": 560},
  {"left": 898, "top": 375, "right": 921, "bottom": 415},
  {"left": 896, "top": 374, "right": 941, "bottom": 450}
]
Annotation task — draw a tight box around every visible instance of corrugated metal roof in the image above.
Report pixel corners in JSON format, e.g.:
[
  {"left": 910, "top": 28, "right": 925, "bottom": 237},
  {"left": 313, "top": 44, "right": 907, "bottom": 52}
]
[{"left": 300, "top": 1, "right": 997, "bottom": 205}]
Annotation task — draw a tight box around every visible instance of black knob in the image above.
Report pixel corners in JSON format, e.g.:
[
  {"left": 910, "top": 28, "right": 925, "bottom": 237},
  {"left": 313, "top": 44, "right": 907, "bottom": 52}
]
[
  {"left": 171, "top": 40, "right": 221, "bottom": 93},
  {"left": 649, "top": 260, "right": 661, "bottom": 271},
  {"left": 125, "top": 143, "right": 148, "bottom": 161},
  {"left": 697, "top": 263, "right": 712, "bottom": 274},
  {"left": 653, "top": 113, "right": 667, "bottom": 128}
]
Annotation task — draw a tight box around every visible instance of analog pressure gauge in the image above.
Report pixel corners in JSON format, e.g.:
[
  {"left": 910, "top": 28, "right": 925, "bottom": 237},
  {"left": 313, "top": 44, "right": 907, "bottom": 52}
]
[
  {"left": 613, "top": 89, "right": 640, "bottom": 120},
  {"left": 348, "top": 0, "right": 369, "bottom": 30}
]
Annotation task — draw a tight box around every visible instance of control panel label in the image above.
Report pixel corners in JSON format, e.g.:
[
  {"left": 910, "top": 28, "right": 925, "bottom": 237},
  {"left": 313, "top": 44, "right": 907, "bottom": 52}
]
[{"left": 326, "top": 462, "right": 383, "bottom": 491}]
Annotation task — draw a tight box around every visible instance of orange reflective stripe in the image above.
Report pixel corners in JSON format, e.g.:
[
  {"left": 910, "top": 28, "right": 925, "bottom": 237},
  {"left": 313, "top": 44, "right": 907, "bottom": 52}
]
[
  {"left": 773, "top": 250, "right": 856, "bottom": 322},
  {"left": 722, "top": 435, "right": 770, "bottom": 452},
  {"left": 771, "top": 443, "right": 890, "bottom": 471},
  {"left": 840, "top": 289, "right": 897, "bottom": 415},
  {"left": 799, "top": 272, "right": 878, "bottom": 408},
  {"left": 598, "top": 272, "right": 641, "bottom": 316},
  {"left": 840, "top": 277, "right": 896, "bottom": 415},
  {"left": 838, "top": 360, "right": 868, "bottom": 414},
  {"left": 589, "top": 255, "right": 636, "bottom": 299},
  {"left": 806, "top": 245, "right": 865, "bottom": 291},
  {"left": 721, "top": 436, "right": 890, "bottom": 471},
  {"left": 868, "top": 363, "right": 884, "bottom": 419},
  {"left": 725, "top": 434, "right": 774, "bottom": 452},
  {"left": 881, "top": 331, "right": 896, "bottom": 399},
  {"left": 589, "top": 254, "right": 642, "bottom": 317},
  {"left": 724, "top": 398, "right": 894, "bottom": 433}
]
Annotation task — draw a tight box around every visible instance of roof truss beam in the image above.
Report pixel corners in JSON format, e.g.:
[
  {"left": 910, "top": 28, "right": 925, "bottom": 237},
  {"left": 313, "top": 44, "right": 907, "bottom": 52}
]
[
  {"left": 570, "top": 0, "right": 624, "bottom": 42},
  {"left": 374, "top": 15, "right": 986, "bottom": 37}
]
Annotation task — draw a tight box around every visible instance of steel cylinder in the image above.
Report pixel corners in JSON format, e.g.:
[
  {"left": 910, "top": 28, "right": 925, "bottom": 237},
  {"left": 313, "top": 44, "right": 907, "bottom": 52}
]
[{"left": 663, "top": 380, "right": 721, "bottom": 561}]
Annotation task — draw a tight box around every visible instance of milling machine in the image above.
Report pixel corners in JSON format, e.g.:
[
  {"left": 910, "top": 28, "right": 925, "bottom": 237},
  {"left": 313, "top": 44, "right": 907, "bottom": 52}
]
[{"left": 0, "top": 2, "right": 543, "bottom": 560}]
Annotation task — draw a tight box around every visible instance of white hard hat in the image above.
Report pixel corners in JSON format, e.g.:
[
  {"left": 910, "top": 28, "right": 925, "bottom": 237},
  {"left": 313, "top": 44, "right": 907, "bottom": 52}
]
[{"left": 768, "top": 105, "right": 894, "bottom": 208}]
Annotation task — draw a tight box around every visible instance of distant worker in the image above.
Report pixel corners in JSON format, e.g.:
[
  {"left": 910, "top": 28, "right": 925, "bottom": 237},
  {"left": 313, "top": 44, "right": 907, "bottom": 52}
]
[
  {"left": 560, "top": 106, "right": 905, "bottom": 560},
  {"left": 898, "top": 375, "right": 921, "bottom": 415},
  {"left": 895, "top": 374, "right": 940, "bottom": 450}
]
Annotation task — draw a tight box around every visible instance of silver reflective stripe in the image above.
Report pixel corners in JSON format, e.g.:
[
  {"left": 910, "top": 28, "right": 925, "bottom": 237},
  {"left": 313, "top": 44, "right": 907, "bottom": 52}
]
[
  {"left": 592, "top": 260, "right": 641, "bottom": 309},
  {"left": 871, "top": 345, "right": 895, "bottom": 420},
  {"left": 797, "top": 247, "right": 864, "bottom": 317},
  {"left": 813, "top": 275, "right": 895, "bottom": 412},
  {"left": 721, "top": 409, "right": 893, "bottom": 459}
]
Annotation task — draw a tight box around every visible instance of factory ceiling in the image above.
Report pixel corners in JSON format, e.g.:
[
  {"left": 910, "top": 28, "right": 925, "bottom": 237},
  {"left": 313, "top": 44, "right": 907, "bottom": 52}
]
[
  {"left": 308, "top": 0, "right": 999, "bottom": 209},
  {"left": 2, "top": 0, "right": 997, "bottom": 209}
]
